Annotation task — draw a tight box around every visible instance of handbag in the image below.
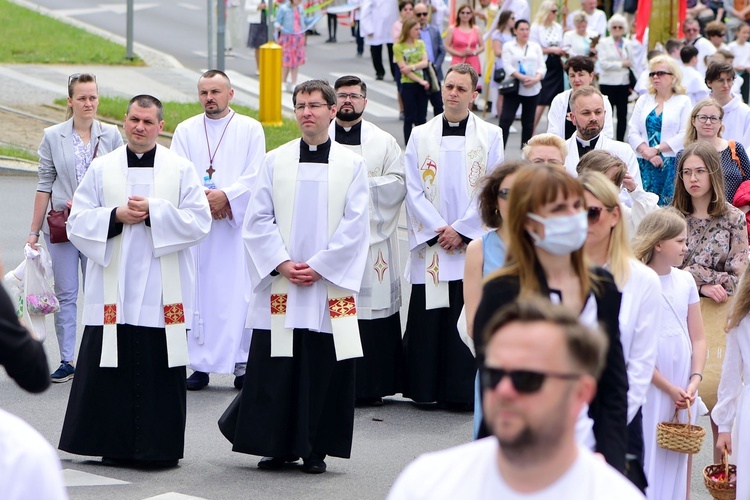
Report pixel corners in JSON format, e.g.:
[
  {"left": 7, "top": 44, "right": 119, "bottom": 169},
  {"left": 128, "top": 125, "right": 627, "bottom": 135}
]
[
  {"left": 46, "top": 208, "right": 70, "bottom": 244},
  {"left": 498, "top": 77, "right": 518, "bottom": 95},
  {"left": 493, "top": 67, "right": 506, "bottom": 84},
  {"left": 424, "top": 63, "right": 440, "bottom": 94}
]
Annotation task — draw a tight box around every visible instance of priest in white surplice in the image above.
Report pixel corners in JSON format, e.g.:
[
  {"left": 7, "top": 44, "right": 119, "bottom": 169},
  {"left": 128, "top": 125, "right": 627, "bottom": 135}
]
[
  {"left": 404, "top": 64, "right": 504, "bottom": 408},
  {"left": 329, "top": 75, "right": 406, "bottom": 406},
  {"left": 171, "top": 70, "right": 265, "bottom": 391},
  {"left": 59, "top": 95, "right": 211, "bottom": 467},
  {"left": 218, "top": 81, "right": 370, "bottom": 474}
]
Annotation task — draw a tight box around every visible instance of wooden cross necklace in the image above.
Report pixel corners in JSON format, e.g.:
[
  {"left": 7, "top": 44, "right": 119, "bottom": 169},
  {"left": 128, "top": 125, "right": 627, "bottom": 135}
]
[{"left": 203, "top": 111, "right": 236, "bottom": 179}]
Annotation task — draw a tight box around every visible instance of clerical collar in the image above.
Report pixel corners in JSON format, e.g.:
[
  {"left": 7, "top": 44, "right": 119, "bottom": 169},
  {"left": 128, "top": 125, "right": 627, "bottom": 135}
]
[
  {"left": 576, "top": 134, "right": 600, "bottom": 148},
  {"left": 335, "top": 120, "right": 362, "bottom": 146},
  {"left": 442, "top": 114, "right": 469, "bottom": 136},
  {"left": 300, "top": 138, "right": 331, "bottom": 163},
  {"left": 126, "top": 145, "right": 156, "bottom": 167}
]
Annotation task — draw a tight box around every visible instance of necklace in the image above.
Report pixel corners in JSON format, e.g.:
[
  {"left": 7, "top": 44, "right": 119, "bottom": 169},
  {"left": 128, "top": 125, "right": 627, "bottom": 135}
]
[{"left": 203, "top": 111, "right": 236, "bottom": 179}]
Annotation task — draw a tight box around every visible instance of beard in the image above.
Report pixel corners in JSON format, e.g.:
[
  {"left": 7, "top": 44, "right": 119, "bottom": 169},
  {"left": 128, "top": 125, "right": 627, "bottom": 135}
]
[
  {"left": 336, "top": 107, "right": 363, "bottom": 121},
  {"left": 577, "top": 123, "right": 602, "bottom": 141}
]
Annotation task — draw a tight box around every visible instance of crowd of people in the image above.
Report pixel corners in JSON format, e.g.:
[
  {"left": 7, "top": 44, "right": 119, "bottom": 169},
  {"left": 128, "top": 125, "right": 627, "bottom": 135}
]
[{"left": 8, "top": 0, "right": 750, "bottom": 499}]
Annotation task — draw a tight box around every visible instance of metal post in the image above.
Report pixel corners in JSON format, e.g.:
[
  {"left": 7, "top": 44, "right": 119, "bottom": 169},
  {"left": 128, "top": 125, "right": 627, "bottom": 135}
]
[
  {"left": 217, "top": 0, "right": 226, "bottom": 71},
  {"left": 259, "top": 42, "right": 283, "bottom": 126},
  {"left": 207, "top": 0, "right": 214, "bottom": 70},
  {"left": 126, "top": 0, "right": 134, "bottom": 60}
]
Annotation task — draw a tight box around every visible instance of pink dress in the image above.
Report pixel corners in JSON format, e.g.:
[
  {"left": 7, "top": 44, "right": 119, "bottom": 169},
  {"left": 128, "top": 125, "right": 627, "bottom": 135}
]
[
  {"left": 450, "top": 27, "right": 482, "bottom": 75},
  {"left": 280, "top": 7, "right": 306, "bottom": 68}
]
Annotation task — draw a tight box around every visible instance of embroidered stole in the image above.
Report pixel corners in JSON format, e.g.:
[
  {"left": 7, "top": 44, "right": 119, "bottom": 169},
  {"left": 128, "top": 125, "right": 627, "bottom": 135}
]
[
  {"left": 101, "top": 156, "right": 189, "bottom": 368},
  {"left": 417, "top": 113, "right": 488, "bottom": 309},
  {"left": 270, "top": 141, "right": 363, "bottom": 361}
]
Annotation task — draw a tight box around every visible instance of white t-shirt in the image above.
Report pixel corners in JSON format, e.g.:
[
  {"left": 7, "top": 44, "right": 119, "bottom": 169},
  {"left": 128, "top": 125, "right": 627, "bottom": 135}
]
[{"left": 388, "top": 438, "right": 645, "bottom": 500}]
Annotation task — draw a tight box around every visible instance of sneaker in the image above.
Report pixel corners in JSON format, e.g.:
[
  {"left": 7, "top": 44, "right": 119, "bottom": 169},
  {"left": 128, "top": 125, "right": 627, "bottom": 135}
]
[
  {"left": 186, "top": 371, "right": 209, "bottom": 391},
  {"left": 51, "top": 362, "right": 75, "bottom": 383}
]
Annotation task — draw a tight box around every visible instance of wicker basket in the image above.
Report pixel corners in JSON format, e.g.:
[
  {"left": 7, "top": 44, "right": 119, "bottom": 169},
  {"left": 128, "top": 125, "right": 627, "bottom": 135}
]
[
  {"left": 703, "top": 448, "right": 737, "bottom": 500},
  {"left": 656, "top": 399, "right": 705, "bottom": 454}
]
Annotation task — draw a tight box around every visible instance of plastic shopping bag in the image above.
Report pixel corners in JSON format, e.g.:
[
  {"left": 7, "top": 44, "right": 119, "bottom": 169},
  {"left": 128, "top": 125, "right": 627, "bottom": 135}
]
[
  {"left": 24, "top": 244, "right": 59, "bottom": 316},
  {"left": 1, "top": 245, "right": 53, "bottom": 342}
]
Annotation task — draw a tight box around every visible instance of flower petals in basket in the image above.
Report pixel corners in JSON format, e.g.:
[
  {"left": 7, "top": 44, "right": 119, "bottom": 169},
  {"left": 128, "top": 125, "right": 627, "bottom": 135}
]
[{"left": 703, "top": 447, "right": 737, "bottom": 500}]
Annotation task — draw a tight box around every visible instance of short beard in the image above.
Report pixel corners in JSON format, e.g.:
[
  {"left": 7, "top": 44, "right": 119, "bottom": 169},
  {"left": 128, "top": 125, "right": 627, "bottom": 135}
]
[
  {"left": 204, "top": 105, "right": 225, "bottom": 117},
  {"left": 577, "top": 125, "right": 602, "bottom": 141},
  {"left": 336, "top": 108, "right": 363, "bottom": 122}
]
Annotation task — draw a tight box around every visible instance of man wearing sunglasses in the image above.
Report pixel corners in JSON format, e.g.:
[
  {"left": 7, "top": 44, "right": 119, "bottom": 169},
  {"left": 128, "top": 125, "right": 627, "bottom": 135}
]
[
  {"left": 329, "top": 75, "right": 406, "bottom": 407},
  {"left": 389, "top": 298, "right": 644, "bottom": 499},
  {"left": 683, "top": 18, "right": 717, "bottom": 75},
  {"left": 415, "top": 2, "right": 445, "bottom": 116},
  {"left": 563, "top": 87, "right": 640, "bottom": 184}
]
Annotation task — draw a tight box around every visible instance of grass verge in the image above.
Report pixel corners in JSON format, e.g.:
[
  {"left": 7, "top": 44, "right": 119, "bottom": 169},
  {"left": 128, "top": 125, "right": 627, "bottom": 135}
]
[
  {"left": 0, "top": 0, "right": 144, "bottom": 65},
  {"left": 55, "top": 97, "right": 300, "bottom": 152},
  {"left": 0, "top": 144, "right": 38, "bottom": 162}
]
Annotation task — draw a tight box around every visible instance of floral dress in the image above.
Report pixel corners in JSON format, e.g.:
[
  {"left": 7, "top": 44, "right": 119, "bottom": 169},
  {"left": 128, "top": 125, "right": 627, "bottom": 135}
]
[{"left": 638, "top": 109, "right": 675, "bottom": 206}]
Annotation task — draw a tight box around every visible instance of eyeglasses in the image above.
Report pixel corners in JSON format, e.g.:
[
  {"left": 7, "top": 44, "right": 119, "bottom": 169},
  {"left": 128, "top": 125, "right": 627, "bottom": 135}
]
[
  {"left": 530, "top": 157, "right": 563, "bottom": 165},
  {"left": 480, "top": 366, "right": 581, "bottom": 393},
  {"left": 649, "top": 71, "right": 673, "bottom": 78},
  {"left": 711, "top": 33, "right": 726, "bottom": 37},
  {"left": 551, "top": 9, "right": 558, "bottom": 13},
  {"left": 498, "top": 188, "right": 511, "bottom": 200},
  {"left": 587, "top": 206, "right": 605, "bottom": 223},
  {"left": 610, "top": 26, "right": 624, "bottom": 30},
  {"left": 294, "top": 102, "right": 331, "bottom": 112},
  {"left": 684, "top": 28, "right": 699, "bottom": 33},
  {"left": 460, "top": 10, "right": 472, "bottom": 15},
  {"left": 416, "top": 12, "right": 428, "bottom": 16},
  {"left": 713, "top": 77, "right": 735, "bottom": 85},
  {"left": 336, "top": 92, "right": 365, "bottom": 101},
  {"left": 68, "top": 73, "right": 96, "bottom": 87},
  {"left": 694, "top": 114, "right": 721, "bottom": 124},
  {"left": 680, "top": 167, "right": 710, "bottom": 179}
]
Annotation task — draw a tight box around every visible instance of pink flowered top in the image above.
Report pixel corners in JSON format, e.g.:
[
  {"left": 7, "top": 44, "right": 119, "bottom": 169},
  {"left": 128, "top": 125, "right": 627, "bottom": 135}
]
[{"left": 682, "top": 203, "right": 749, "bottom": 294}]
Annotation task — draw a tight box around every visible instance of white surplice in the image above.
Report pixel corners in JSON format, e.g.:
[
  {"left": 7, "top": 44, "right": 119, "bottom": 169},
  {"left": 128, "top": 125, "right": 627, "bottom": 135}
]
[
  {"left": 67, "top": 145, "right": 212, "bottom": 329},
  {"left": 712, "top": 318, "right": 750, "bottom": 500},
  {"left": 405, "top": 114, "right": 504, "bottom": 285},
  {"left": 329, "top": 120, "right": 406, "bottom": 319},
  {"left": 171, "top": 110, "right": 265, "bottom": 373},
  {"left": 243, "top": 140, "right": 370, "bottom": 333},
  {"left": 564, "top": 134, "right": 641, "bottom": 185},
  {"left": 546, "top": 88, "right": 614, "bottom": 140}
]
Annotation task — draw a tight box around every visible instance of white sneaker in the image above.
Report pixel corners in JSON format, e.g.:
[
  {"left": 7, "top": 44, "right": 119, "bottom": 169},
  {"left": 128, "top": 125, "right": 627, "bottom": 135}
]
[{"left": 509, "top": 125, "right": 518, "bottom": 133}]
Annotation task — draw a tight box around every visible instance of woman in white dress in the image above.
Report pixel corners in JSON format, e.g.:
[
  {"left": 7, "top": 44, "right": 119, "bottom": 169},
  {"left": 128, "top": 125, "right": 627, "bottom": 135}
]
[
  {"left": 632, "top": 207, "right": 707, "bottom": 500},
  {"left": 713, "top": 264, "right": 750, "bottom": 499}
]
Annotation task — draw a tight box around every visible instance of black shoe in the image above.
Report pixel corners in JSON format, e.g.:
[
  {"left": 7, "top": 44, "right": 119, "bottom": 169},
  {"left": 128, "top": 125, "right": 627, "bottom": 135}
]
[
  {"left": 301, "top": 457, "right": 327, "bottom": 474},
  {"left": 258, "top": 455, "right": 299, "bottom": 470},
  {"left": 325, "top": 37, "right": 336, "bottom": 43},
  {"left": 437, "top": 401, "right": 473, "bottom": 412},
  {"left": 375, "top": 74, "right": 385, "bottom": 81},
  {"left": 355, "top": 397, "right": 384, "bottom": 407},
  {"left": 234, "top": 374, "right": 245, "bottom": 390},
  {"left": 186, "top": 371, "right": 209, "bottom": 391},
  {"left": 102, "top": 457, "right": 178, "bottom": 469}
]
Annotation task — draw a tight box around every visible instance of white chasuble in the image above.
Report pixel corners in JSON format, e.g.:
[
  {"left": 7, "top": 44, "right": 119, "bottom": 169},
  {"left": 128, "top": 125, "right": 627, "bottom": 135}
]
[
  {"left": 66, "top": 145, "right": 212, "bottom": 367},
  {"left": 405, "top": 113, "right": 504, "bottom": 309},
  {"left": 243, "top": 140, "right": 370, "bottom": 360},
  {"left": 329, "top": 120, "right": 406, "bottom": 319},
  {"left": 171, "top": 110, "right": 266, "bottom": 373}
]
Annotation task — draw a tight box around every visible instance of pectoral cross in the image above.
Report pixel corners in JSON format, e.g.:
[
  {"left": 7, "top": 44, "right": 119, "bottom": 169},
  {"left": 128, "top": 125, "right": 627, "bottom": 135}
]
[{"left": 206, "top": 164, "right": 215, "bottom": 180}]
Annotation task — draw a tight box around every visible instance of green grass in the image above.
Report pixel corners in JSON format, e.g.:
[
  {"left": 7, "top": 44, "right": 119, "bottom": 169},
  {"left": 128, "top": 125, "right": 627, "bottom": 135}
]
[
  {"left": 56, "top": 97, "right": 300, "bottom": 151},
  {"left": 0, "top": 144, "right": 38, "bottom": 162},
  {"left": 0, "top": 0, "right": 144, "bottom": 64}
]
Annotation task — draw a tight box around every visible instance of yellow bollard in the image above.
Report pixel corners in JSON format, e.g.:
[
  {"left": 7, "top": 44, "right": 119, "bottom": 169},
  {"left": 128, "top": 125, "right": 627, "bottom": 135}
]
[{"left": 259, "top": 41, "right": 283, "bottom": 126}]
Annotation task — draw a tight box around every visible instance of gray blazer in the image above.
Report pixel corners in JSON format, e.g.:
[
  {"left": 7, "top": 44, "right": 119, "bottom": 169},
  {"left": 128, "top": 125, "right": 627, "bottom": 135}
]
[
  {"left": 37, "top": 118, "right": 123, "bottom": 212},
  {"left": 421, "top": 25, "right": 446, "bottom": 81}
]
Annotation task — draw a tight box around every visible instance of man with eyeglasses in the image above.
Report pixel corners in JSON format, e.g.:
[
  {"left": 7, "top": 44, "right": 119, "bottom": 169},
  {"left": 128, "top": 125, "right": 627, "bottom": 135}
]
[
  {"left": 705, "top": 61, "right": 750, "bottom": 146},
  {"left": 329, "top": 75, "right": 406, "bottom": 406},
  {"left": 683, "top": 18, "right": 717, "bottom": 75},
  {"left": 170, "top": 70, "right": 266, "bottom": 392},
  {"left": 565, "top": 0, "right": 606, "bottom": 38},
  {"left": 563, "top": 87, "right": 639, "bottom": 183},
  {"left": 415, "top": 2, "right": 445, "bottom": 116},
  {"left": 219, "top": 80, "right": 369, "bottom": 475},
  {"left": 402, "top": 63, "right": 503, "bottom": 411},
  {"left": 388, "top": 298, "right": 644, "bottom": 499}
]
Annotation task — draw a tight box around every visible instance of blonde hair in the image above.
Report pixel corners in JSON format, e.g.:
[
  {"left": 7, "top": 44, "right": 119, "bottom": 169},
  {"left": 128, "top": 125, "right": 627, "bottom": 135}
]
[
  {"left": 684, "top": 98, "right": 724, "bottom": 145},
  {"left": 522, "top": 133, "right": 568, "bottom": 161},
  {"left": 534, "top": 0, "right": 558, "bottom": 26},
  {"left": 632, "top": 207, "right": 687, "bottom": 265},
  {"left": 727, "top": 266, "right": 750, "bottom": 331},
  {"left": 578, "top": 172, "right": 632, "bottom": 288},
  {"left": 647, "top": 55, "right": 686, "bottom": 95},
  {"left": 487, "top": 164, "right": 592, "bottom": 301}
]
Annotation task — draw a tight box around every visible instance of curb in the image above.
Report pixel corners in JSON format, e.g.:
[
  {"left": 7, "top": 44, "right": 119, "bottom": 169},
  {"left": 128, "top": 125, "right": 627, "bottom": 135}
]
[
  {"left": 0, "top": 156, "right": 38, "bottom": 176},
  {"left": 8, "top": 0, "right": 183, "bottom": 69}
]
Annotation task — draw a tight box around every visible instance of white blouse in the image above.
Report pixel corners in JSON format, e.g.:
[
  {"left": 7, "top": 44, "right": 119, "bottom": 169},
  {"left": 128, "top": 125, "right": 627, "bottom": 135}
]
[{"left": 501, "top": 39, "right": 546, "bottom": 97}]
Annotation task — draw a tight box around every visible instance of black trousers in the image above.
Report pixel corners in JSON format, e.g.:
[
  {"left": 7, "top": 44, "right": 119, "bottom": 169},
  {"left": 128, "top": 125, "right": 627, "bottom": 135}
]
[
  {"left": 370, "top": 43, "right": 394, "bottom": 79},
  {"left": 352, "top": 21, "right": 363, "bottom": 55},
  {"left": 498, "top": 91, "right": 539, "bottom": 149},
  {"left": 600, "top": 84, "right": 630, "bottom": 142},
  {"left": 401, "top": 82, "right": 428, "bottom": 144},
  {"left": 327, "top": 13, "right": 337, "bottom": 40}
]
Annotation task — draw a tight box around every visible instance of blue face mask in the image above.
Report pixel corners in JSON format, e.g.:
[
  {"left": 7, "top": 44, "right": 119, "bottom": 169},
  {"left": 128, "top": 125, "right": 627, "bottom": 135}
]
[{"left": 526, "top": 211, "right": 588, "bottom": 255}]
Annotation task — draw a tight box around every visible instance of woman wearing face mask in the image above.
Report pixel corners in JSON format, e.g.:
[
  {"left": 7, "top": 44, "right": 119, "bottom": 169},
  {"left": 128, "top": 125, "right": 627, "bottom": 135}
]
[
  {"left": 579, "top": 171, "right": 660, "bottom": 493},
  {"left": 472, "top": 164, "right": 629, "bottom": 474}
]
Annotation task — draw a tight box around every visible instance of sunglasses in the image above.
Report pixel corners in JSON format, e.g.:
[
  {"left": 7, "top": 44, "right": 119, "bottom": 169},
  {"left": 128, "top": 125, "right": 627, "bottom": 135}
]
[
  {"left": 649, "top": 70, "right": 673, "bottom": 78},
  {"left": 587, "top": 206, "right": 605, "bottom": 223},
  {"left": 481, "top": 366, "right": 581, "bottom": 393},
  {"left": 416, "top": 12, "right": 428, "bottom": 16},
  {"left": 498, "top": 188, "right": 511, "bottom": 200},
  {"left": 551, "top": 9, "right": 558, "bottom": 13},
  {"left": 68, "top": 73, "right": 96, "bottom": 87}
]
